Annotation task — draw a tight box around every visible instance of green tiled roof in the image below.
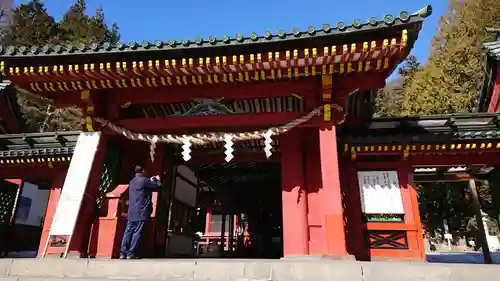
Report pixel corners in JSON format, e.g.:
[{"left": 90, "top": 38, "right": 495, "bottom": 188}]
[
  {"left": 0, "top": 5, "right": 432, "bottom": 58},
  {"left": 0, "top": 131, "right": 79, "bottom": 158},
  {"left": 340, "top": 112, "right": 500, "bottom": 143},
  {"left": 484, "top": 28, "right": 500, "bottom": 60}
]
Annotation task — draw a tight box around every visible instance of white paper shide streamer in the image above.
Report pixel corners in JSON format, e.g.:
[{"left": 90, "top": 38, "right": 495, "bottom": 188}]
[
  {"left": 263, "top": 129, "right": 273, "bottom": 158},
  {"left": 224, "top": 134, "right": 234, "bottom": 162},
  {"left": 181, "top": 136, "right": 193, "bottom": 161},
  {"left": 149, "top": 136, "right": 159, "bottom": 162}
]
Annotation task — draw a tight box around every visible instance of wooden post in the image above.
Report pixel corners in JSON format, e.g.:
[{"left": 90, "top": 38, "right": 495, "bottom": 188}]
[
  {"left": 468, "top": 179, "right": 492, "bottom": 264},
  {"left": 228, "top": 214, "right": 234, "bottom": 253},
  {"left": 220, "top": 213, "right": 226, "bottom": 256}
]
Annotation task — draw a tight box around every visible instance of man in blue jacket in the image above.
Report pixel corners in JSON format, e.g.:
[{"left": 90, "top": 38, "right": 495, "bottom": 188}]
[{"left": 120, "top": 165, "right": 161, "bottom": 259}]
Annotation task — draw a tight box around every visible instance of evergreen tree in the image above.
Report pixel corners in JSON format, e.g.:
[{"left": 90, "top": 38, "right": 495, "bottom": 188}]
[
  {"left": 374, "top": 55, "right": 422, "bottom": 117},
  {"left": 402, "top": 0, "right": 500, "bottom": 115},
  {"left": 418, "top": 180, "right": 495, "bottom": 240},
  {"left": 2, "top": 0, "right": 120, "bottom": 132},
  {"left": 374, "top": 77, "right": 404, "bottom": 117},
  {"left": 59, "top": 0, "right": 120, "bottom": 45},
  {"left": 2, "top": 0, "right": 60, "bottom": 46},
  {"left": 16, "top": 90, "right": 83, "bottom": 132}
]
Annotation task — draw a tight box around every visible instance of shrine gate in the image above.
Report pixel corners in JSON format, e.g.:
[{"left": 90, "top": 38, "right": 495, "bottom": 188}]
[{"left": 0, "top": 6, "right": 434, "bottom": 261}]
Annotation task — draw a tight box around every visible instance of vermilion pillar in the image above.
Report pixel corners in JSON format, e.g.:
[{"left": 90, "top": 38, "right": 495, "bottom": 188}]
[
  {"left": 205, "top": 207, "right": 212, "bottom": 233},
  {"left": 280, "top": 130, "right": 309, "bottom": 256},
  {"left": 37, "top": 169, "right": 67, "bottom": 256},
  {"left": 400, "top": 162, "right": 425, "bottom": 260},
  {"left": 304, "top": 131, "right": 326, "bottom": 254},
  {"left": 318, "top": 126, "right": 347, "bottom": 255},
  {"left": 487, "top": 63, "right": 500, "bottom": 112}
]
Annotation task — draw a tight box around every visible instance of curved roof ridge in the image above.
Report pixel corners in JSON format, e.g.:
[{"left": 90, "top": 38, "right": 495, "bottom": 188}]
[{"left": 0, "top": 5, "right": 432, "bottom": 58}]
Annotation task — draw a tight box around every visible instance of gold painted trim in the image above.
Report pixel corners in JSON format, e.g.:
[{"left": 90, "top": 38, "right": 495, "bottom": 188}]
[
  {"left": 0, "top": 156, "right": 72, "bottom": 165},
  {"left": 343, "top": 142, "right": 500, "bottom": 158}
]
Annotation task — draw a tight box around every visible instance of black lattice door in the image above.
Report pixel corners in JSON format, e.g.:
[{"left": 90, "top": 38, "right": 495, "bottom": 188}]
[{"left": 0, "top": 180, "right": 19, "bottom": 255}]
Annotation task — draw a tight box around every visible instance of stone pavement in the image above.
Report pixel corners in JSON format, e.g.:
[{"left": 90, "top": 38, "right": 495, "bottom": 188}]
[{"left": 0, "top": 258, "right": 499, "bottom": 281}]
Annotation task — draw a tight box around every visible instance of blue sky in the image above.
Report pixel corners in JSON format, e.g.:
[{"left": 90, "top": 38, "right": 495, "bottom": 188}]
[{"left": 15, "top": 0, "right": 446, "bottom": 73}]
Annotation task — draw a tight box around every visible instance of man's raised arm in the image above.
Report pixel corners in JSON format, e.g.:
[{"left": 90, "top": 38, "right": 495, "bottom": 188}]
[{"left": 144, "top": 176, "right": 162, "bottom": 190}]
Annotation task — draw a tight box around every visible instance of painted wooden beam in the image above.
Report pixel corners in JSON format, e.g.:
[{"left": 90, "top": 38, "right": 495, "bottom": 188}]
[
  {"left": 187, "top": 152, "right": 280, "bottom": 164},
  {"left": 110, "top": 78, "right": 321, "bottom": 106}
]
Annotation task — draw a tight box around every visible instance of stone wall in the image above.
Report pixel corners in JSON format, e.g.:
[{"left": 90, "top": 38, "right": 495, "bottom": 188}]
[{"left": 0, "top": 258, "right": 497, "bottom": 281}]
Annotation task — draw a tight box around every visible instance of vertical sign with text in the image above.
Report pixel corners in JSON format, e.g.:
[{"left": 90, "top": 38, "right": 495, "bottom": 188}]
[{"left": 45, "top": 132, "right": 101, "bottom": 255}]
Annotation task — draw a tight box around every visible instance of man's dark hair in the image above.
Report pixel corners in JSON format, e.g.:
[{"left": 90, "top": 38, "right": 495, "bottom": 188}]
[{"left": 134, "top": 165, "right": 145, "bottom": 174}]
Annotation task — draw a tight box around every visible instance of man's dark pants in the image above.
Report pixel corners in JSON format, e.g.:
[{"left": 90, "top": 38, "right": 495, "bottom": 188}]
[{"left": 120, "top": 220, "right": 145, "bottom": 258}]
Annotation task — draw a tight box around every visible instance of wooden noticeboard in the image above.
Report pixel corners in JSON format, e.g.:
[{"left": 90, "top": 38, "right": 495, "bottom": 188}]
[{"left": 357, "top": 170, "right": 404, "bottom": 214}]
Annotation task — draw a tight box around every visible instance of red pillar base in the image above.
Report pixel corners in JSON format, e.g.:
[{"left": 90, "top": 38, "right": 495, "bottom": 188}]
[
  {"left": 281, "top": 127, "right": 348, "bottom": 258},
  {"left": 280, "top": 130, "right": 309, "bottom": 256},
  {"left": 318, "top": 127, "right": 347, "bottom": 256},
  {"left": 302, "top": 127, "right": 348, "bottom": 257}
]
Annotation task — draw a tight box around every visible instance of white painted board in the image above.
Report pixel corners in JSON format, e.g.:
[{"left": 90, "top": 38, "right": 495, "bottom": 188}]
[
  {"left": 357, "top": 170, "right": 404, "bottom": 214},
  {"left": 48, "top": 132, "right": 101, "bottom": 235}
]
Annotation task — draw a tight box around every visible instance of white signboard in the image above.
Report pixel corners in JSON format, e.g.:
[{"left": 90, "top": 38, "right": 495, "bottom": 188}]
[
  {"left": 48, "top": 132, "right": 101, "bottom": 236},
  {"left": 357, "top": 170, "right": 404, "bottom": 214},
  {"left": 15, "top": 182, "right": 50, "bottom": 227}
]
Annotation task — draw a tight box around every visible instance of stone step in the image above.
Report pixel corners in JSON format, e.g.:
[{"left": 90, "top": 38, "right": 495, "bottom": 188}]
[
  {"left": 0, "top": 258, "right": 498, "bottom": 281},
  {"left": 2, "top": 258, "right": 361, "bottom": 281},
  {"left": 0, "top": 277, "right": 207, "bottom": 281},
  {"left": 0, "top": 279, "right": 204, "bottom": 281}
]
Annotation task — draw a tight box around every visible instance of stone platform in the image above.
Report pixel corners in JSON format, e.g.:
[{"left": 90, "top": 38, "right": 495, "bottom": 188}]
[{"left": 0, "top": 258, "right": 498, "bottom": 281}]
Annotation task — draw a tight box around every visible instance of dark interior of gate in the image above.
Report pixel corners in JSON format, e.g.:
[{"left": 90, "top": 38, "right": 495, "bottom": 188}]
[{"left": 186, "top": 140, "right": 283, "bottom": 258}]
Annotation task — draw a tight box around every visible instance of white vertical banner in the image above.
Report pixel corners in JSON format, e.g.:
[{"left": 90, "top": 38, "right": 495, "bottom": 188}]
[
  {"left": 47, "top": 132, "right": 101, "bottom": 237},
  {"left": 357, "top": 170, "right": 404, "bottom": 214}
]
